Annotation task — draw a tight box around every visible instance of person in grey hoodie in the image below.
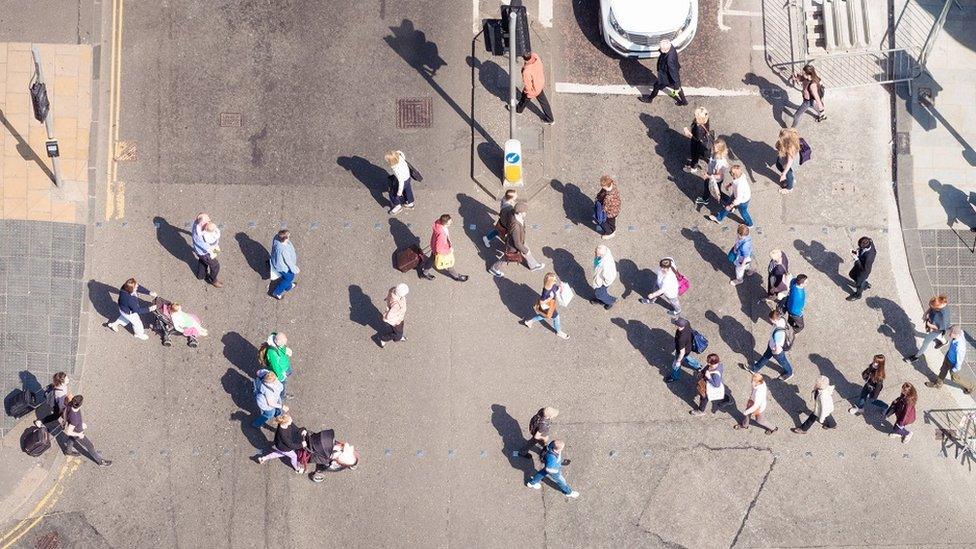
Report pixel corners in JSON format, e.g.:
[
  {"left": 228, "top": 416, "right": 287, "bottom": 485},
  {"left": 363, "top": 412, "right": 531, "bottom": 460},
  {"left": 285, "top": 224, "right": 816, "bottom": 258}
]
[
  {"left": 252, "top": 369, "right": 287, "bottom": 428},
  {"left": 269, "top": 229, "right": 300, "bottom": 300}
]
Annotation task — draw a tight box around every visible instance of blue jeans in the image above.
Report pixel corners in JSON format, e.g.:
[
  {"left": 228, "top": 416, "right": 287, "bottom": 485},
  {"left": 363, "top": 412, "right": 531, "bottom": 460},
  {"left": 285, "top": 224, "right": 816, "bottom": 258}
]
[
  {"left": 485, "top": 228, "right": 499, "bottom": 241},
  {"left": 531, "top": 313, "right": 562, "bottom": 333},
  {"left": 751, "top": 347, "right": 793, "bottom": 377},
  {"left": 390, "top": 178, "right": 415, "bottom": 206},
  {"left": 669, "top": 354, "right": 701, "bottom": 382},
  {"left": 717, "top": 200, "right": 753, "bottom": 226},
  {"left": 272, "top": 270, "right": 296, "bottom": 297},
  {"left": 593, "top": 285, "right": 616, "bottom": 307},
  {"left": 529, "top": 470, "right": 573, "bottom": 494},
  {"left": 776, "top": 160, "right": 795, "bottom": 190},
  {"left": 251, "top": 407, "right": 282, "bottom": 428},
  {"left": 855, "top": 384, "right": 884, "bottom": 409}
]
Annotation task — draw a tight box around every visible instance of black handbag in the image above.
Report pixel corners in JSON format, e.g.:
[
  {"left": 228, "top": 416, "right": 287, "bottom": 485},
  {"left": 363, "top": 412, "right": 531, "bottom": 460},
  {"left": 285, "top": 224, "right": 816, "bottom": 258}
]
[{"left": 408, "top": 163, "right": 423, "bottom": 182}]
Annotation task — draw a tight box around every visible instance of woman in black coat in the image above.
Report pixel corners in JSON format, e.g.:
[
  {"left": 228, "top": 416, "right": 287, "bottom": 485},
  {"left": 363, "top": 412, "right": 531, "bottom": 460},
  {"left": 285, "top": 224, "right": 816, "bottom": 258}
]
[
  {"left": 847, "top": 236, "right": 876, "bottom": 301},
  {"left": 256, "top": 415, "right": 307, "bottom": 473}
]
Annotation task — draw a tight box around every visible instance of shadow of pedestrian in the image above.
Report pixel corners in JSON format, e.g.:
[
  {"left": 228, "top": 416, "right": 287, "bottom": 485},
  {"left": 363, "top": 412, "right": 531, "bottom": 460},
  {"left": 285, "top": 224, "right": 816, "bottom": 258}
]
[
  {"left": 477, "top": 142, "right": 504, "bottom": 179},
  {"left": 541, "top": 246, "right": 589, "bottom": 299},
  {"left": 640, "top": 114, "right": 699, "bottom": 204},
  {"left": 680, "top": 228, "right": 731, "bottom": 274},
  {"left": 610, "top": 318, "right": 694, "bottom": 406},
  {"left": 456, "top": 193, "right": 497, "bottom": 261},
  {"left": 929, "top": 179, "right": 976, "bottom": 229},
  {"left": 235, "top": 232, "right": 270, "bottom": 280},
  {"left": 467, "top": 56, "right": 509, "bottom": 104},
  {"left": 153, "top": 216, "right": 197, "bottom": 275},
  {"left": 794, "top": 239, "right": 850, "bottom": 292},
  {"left": 765, "top": 377, "right": 806, "bottom": 427},
  {"left": 389, "top": 218, "right": 421, "bottom": 251},
  {"left": 86, "top": 279, "right": 120, "bottom": 322},
  {"left": 705, "top": 310, "right": 759, "bottom": 363},
  {"left": 619, "top": 57, "right": 657, "bottom": 87},
  {"left": 348, "top": 285, "right": 385, "bottom": 335},
  {"left": 617, "top": 259, "right": 654, "bottom": 300},
  {"left": 866, "top": 297, "right": 926, "bottom": 372},
  {"left": 492, "top": 276, "right": 537, "bottom": 321},
  {"left": 336, "top": 155, "right": 390, "bottom": 208},
  {"left": 222, "top": 331, "right": 258, "bottom": 376},
  {"left": 490, "top": 404, "right": 536, "bottom": 478},
  {"left": 724, "top": 133, "right": 779, "bottom": 184},
  {"left": 742, "top": 72, "right": 796, "bottom": 128},
  {"left": 808, "top": 353, "right": 860, "bottom": 403},
  {"left": 550, "top": 179, "right": 594, "bottom": 228},
  {"left": 229, "top": 410, "right": 270, "bottom": 451}
]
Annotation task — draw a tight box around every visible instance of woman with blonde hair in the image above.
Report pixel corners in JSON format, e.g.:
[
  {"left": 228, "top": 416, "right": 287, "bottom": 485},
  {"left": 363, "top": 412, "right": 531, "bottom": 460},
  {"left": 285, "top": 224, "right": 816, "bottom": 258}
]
[
  {"left": 521, "top": 272, "right": 569, "bottom": 339},
  {"left": 792, "top": 375, "right": 837, "bottom": 434},
  {"left": 384, "top": 150, "right": 416, "bottom": 215},
  {"left": 791, "top": 64, "right": 826, "bottom": 127},
  {"left": 774, "top": 128, "right": 800, "bottom": 193},
  {"left": 683, "top": 106, "right": 713, "bottom": 174},
  {"left": 698, "top": 137, "right": 729, "bottom": 207},
  {"left": 735, "top": 373, "right": 778, "bottom": 433}
]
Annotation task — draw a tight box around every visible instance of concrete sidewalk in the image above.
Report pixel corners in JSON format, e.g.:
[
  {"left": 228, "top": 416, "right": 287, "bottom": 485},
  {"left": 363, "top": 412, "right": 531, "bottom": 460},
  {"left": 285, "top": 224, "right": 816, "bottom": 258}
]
[{"left": 895, "top": 0, "right": 976, "bottom": 389}]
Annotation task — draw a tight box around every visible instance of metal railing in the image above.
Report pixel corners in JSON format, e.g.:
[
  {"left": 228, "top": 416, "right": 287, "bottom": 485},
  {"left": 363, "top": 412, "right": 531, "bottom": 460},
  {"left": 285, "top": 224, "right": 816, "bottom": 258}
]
[
  {"left": 918, "top": 0, "right": 959, "bottom": 69},
  {"left": 807, "top": 47, "right": 921, "bottom": 88},
  {"left": 926, "top": 408, "right": 976, "bottom": 461}
]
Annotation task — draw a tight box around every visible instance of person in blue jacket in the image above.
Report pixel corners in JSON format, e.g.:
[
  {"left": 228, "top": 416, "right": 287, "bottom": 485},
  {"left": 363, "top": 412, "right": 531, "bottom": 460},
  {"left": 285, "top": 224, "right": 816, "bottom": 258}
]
[
  {"left": 784, "top": 274, "right": 808, "bottom": 333},
  {"left": 525, "top": 440, "right": 579, "bottom": 498},
  {"left": 105, "top": 278, "right": 157, "bottom": 340},
  {"left": 925, "top": 326, "right": 974, "bottom": 394},
  {"left": 269, "top": 229, "right": 300, "bottom": 300}
]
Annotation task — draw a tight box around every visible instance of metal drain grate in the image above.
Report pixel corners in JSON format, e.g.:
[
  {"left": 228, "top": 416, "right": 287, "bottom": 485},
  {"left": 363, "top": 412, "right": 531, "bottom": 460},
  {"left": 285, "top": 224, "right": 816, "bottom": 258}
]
[
  {"left": 219, "top": 112, "right": 243, "bottom": 127},
  {"left": 36, "top": 532, "right": 62, "bottom": 549},
  {"left": 396, "top": 98, "right": 432, "bottom": 129}
]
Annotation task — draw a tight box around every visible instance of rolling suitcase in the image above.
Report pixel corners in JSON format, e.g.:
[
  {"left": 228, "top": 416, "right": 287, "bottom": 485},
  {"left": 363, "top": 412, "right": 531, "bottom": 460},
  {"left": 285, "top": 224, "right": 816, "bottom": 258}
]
[
  {"left": 7, "top": 389, "right": 42, "bottom": 418},
  {"left": 394, "top": 245, "right": 426, "bottom": 272},
  {"left": 20, "top": 425, "right": 51, "bottom": 457}
]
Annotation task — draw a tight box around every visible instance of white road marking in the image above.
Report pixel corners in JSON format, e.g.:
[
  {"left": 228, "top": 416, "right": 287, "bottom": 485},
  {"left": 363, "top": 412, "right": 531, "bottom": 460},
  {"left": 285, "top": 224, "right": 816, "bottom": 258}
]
[
  {"left": 539, "top": 0, "right": 553, "bottom": 27},
  {"left": 723, "top": 9, "right": 762, "bottom": 17},
  {"left": 752, "top": 44, "right": 766, "bottom": 50},
  {"left": 472, "top": 0, "right": 480, "bottom": 34},
  {"left": 555, "top": 82, "right": 760, "bottom": 97},
  {"left": 717, "top": 0, "right": 734, "bottom": 31}
]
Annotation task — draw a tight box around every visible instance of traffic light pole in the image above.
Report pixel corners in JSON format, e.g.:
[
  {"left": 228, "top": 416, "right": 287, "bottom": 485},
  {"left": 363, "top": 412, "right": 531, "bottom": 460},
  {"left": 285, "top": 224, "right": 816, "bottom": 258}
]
[
  {"left": 30, "top": 45, "right": 63, "bottom": 187},
  {"left": 508, "top": 9, "right": 517, "bottom": 138}
]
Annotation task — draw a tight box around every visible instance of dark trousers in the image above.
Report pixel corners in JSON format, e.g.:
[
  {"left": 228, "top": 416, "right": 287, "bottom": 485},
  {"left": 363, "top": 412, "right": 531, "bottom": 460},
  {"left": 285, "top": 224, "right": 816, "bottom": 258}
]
[
  {"left": 515, "top": 90, "right": 554, "bottom": 122},
  {"left": 787, "top": 313, "right": 804, "bottom": 333},
  {"left": 697, "top": 391, "right": 731, "bottom": 412},
  {"left": 689, "top": 140, "right": 710, "bottom": 168},
  {"left": 380, "top": 321, "right": 404, "bottom": 343},
  {"left": 850, "top": 279, "right": 869, "bottom": 297},
  {"left": 798, "top": 412, "right": 836, "bottom": 431},
  {"left": 600, "top": 216, "right": 617, "bottom": 235},
  {"left": 646, "top": 82, "right": 687, "bottom": 104},
  {"left": 421, "top": 256, "right": 462, "bottom": 280},
  {"left": 65, "top": 435, "right": 106, "bottom": 464},
  {"left": 196, "top": 254, "right": 220, "bottom": 283}
]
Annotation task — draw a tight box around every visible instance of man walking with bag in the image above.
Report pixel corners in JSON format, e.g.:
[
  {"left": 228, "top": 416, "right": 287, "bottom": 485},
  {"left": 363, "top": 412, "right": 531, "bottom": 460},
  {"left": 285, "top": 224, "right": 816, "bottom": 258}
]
[
  {"left": 638, "top": 39, "right": 688, "bottom": 106},
  {"left": 489, "top": 202, "right": 544, "bottom": 277},
  {"left": 525, "top": 440, "right": 579, "bottom": 498},
  {"left": 516, "top": 52, "right": 554, "bottom": 124}
]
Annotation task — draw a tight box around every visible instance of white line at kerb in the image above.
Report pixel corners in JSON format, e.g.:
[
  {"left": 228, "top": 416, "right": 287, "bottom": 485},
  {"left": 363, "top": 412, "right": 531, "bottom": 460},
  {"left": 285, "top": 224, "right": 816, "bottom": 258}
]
[
  {"left": 539, "top": 0, "right": 553, "bottom": 27},
  {"left": 472, "top": 0, "right": 479, "bottom": 34},
  {"left": 723, "top": 9, "right": 762, "bottom": 17},
  {"left": 555, "top": 82, "right": 760, "bottom": 97}
]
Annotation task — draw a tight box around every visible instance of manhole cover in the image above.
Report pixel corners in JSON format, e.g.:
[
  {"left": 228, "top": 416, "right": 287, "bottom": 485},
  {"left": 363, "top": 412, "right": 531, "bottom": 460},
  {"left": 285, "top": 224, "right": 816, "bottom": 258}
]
[
  {"left": 36, "top": 531, "right": 62, "bottom": 549},
  {"left": 219, "top": 112, "right": 243, "bottom": 127},
  {"left": 396, "top": 97, "right": 432, "bottom": 129}
]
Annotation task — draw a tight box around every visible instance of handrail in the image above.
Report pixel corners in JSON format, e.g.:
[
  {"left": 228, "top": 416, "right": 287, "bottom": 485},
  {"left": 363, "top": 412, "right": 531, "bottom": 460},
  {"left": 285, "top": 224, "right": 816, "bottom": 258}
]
[{"left": 918, "top": 0, "right": 957, "bottom": 69}]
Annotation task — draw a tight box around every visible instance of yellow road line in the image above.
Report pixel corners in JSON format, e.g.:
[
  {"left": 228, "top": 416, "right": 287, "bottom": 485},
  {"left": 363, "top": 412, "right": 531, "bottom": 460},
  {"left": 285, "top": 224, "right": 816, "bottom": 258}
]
[
  {"left": 105, "top": 0, "right": 125, "bottom": 220},
  {"left": 0, "top": 458, "right": 80, "bottom": 549}
]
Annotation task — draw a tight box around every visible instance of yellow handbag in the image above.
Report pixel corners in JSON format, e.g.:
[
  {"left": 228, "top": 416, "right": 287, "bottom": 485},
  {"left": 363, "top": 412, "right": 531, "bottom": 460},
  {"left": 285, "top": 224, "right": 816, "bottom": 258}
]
[{"left": 434, "top": 251, "right": 455, "bottom": 270}]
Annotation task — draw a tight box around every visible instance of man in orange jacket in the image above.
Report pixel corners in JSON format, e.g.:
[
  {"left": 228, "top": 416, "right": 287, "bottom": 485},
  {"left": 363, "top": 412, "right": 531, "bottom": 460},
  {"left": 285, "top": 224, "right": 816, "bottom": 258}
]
[{"left": 515, "top": 52, "right": 554, "bottom": 124}]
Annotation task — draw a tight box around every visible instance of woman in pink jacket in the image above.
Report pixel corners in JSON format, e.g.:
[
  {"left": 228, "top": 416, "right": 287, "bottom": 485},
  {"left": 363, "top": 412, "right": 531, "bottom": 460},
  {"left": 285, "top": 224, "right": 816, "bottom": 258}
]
[
  {"left": 421, "top": 214, "right": 469, "bottom": 282},
  {"left": 379, "top": 283, "right": 409, "bottom": 348}
]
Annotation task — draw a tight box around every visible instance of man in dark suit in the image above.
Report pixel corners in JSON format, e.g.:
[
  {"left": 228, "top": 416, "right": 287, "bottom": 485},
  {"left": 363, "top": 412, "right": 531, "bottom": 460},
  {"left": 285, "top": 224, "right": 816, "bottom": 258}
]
[
  {"left": 638, "top": 39, "right": 688, "bottom": 106},
  {"left": 847, "top": 236, "right": 876, "bottom": 301}
]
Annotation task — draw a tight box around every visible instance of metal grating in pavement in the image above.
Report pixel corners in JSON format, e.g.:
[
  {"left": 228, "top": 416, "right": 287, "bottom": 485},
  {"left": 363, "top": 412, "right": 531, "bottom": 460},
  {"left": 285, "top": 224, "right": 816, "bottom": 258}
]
[
  {"left": 396, "top": 97, "right": 432, "bottom": 129},
  {"left": 219, "top": 112, "right": 243, "bottom": 127}
]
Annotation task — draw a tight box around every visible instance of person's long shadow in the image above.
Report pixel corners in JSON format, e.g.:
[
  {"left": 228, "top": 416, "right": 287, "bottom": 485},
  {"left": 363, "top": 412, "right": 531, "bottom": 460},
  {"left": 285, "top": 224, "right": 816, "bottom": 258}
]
[
  {"left": 385, "top": 20, "right": 492, "bottom": 143},
  {"left": 611, "top": 318, "right": 694, "bottom": 406},
  {"left": 153, "top": 216, "right": 197, "bottom": 275},
  {"left": 640, "top": 114, "right": 699, "bottom": 204},
  {"left": 705, "top": 310, "right": 759, "bottom": 364},
  {"left": 492, "top": 276, "right": 537, "bottom": 321},
  {"left": 456, "top": 193, "right": 496, "bottom": 262},
  {"left": 794, "top": 239, "right": 850, "bottom": 292},
  {"left": 808, "top": 353, "right": 862, "bottom": 404},
  {"left": 618, "top": 259, "right": 654, "bottom": 300},
  {"left": 866, "top": 296, "right": 929, "bottom": 376},
  {"left": 336, "top": 156, "right": 390, "bottom": 208},
  {"left": 929, "top": 179, "right": 976, "bottom": 229},
  {"left": 466, "top": 57, "right": 509, "bottom": 104},
  {"left": 680, "top": 228, "right": 732, "bottom": 275},
  {"left": 86, "top": 279, "right": 121, "bottom": 322},
  {"left": 541, "top": 246, "right": 589, "bottom": 299},
  {"left": 724, "top": 133, "right": 779, "bottom": 184},
  {"left": 235, "top": 232, "right": 270, "bottom": 280},
  {"left": 490, "top": 404, "right": 537, "bottom": 479},
  {"left": 742, "top": 72, "right": 797, "bottom": 128},
  {"left": 550, "top": 179, "right": 594, "bottom": 228},
  {"left": 348, "top": 285, "right": 386, "bottom": 346},
  {"left": 766, "top": 377, "right": 806, "bottom": 427},
  {"left": 222, "top": 331, "right": 258, "bottom": 376},
  {"left": 619, "top": 57, "right": 657, "bottom": 88}
]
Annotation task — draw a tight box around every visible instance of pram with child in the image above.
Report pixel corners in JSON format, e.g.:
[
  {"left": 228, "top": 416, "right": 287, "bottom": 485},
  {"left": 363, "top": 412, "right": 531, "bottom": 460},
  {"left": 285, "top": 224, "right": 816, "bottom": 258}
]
[{"left": 150, "top": 297, "right": 207, "bottom": 347}]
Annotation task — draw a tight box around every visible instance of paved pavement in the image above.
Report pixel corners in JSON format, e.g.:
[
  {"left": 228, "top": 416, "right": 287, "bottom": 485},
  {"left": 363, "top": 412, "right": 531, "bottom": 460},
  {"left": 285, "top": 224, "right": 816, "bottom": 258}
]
[{"left": 2, "top": 0, "right": 976, "bottom": 547}]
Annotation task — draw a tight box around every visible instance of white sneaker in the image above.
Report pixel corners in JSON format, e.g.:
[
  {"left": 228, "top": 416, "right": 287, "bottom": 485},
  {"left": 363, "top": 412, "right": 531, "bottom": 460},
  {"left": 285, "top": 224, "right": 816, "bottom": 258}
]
[
  {"left": 601, "top": 232, "right": 616, "bottom": 240},
  {"left": 134, "top": 333, "right": 149, "bottom": 341},
  {"left": 521, "top": 319, "right": 533, "bottom": 328},
  {"left": 529, "top": 264, "right": 545, "bottom": 272},
  {"left": 848, "top": 406, "right": 861, "bottom": 416},
  {"left": 888, "top": 432, "right": 901, "bottom": 439},
  {"left": 566, "top": 491, "right": 580, "bottom": 499},
  {"left": 903, "top": 432, "right": 913, "bottom": 443},
  {"left": 34, "top": 420, "right": 44, "bottom": 428},
  {"left": 389, "top": 205, "right": 403, "bottom": 215},
  {"left": 730, "top": 279, "right": 742, "bottom": 286},
  {"left": 557, "top": 331, "right": 569, "bottom": 340},
  {"left": 482, "top": 236, "right": 491, "bottom": 248},
  {"left": 526, "top": 482, "right": 540, "bottom": 490},
  {"left": 106, "top": 322, "right": 119, "bottom": 332}
]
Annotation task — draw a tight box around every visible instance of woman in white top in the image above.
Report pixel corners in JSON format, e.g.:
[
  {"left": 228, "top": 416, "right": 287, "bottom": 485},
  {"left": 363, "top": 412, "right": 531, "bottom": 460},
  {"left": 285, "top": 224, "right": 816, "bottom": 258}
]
[
  {"left": 385, "top": 150, "right": 416, "bottom": 215},
  {"left": 792, "top": 375, "right": 837, "bottom": 434},
  {"left": 735, "top": 373, "right": 778, "bottom": 433},
  {"left": 640, "top": 257, "right": 682, "bottom": 316},
  {"left": 708, "top": 164, "right": 753, "bottom": 227},
  {"left": 589, "top": 245, "right": 618, "bottom": 310}
]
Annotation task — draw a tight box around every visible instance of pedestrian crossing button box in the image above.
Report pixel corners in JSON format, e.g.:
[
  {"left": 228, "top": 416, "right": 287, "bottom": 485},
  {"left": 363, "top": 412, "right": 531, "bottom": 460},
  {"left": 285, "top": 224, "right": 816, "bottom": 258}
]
[{"left": 45, "top": 139, "right": 60, "bottom": 158}]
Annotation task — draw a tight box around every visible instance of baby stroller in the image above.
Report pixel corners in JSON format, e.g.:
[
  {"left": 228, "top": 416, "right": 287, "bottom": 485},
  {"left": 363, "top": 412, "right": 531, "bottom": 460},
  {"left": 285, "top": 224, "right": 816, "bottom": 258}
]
[
  {"left": 304, "top": 429, "right": 359, "bottom": 482},
  {"left": 150, "top": 297, "right": 198, "bottom": 348}
]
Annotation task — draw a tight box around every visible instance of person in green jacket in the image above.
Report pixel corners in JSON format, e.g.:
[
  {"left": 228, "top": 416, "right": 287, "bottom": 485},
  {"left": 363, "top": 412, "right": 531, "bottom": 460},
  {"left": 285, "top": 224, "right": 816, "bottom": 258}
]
[{"left": 262, "top": 332, "right": 293, "bottom": 399}]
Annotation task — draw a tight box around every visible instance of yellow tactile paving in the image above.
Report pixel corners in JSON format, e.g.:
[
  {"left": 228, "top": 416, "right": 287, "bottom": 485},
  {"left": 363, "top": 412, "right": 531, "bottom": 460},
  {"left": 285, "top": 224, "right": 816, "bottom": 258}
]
[{"left": 0, "top": 42, "right": 92, "bottom": 224}]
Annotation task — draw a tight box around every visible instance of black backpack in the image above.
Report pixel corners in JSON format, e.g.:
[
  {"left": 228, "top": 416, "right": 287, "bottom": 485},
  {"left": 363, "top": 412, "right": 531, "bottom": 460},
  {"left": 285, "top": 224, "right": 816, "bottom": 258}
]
[
  {"left": 20, "top": 426, "right": 50, "bottom": 457},
  {"left": 775, "top": 325, "right": 796, "bottom": 352}
]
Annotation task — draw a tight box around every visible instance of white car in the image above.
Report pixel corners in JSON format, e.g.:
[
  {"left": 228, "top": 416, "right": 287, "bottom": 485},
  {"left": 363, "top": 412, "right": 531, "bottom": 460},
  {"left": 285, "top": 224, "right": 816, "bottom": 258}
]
[{"left": 599, "top": 0, "right": 699, "bottom": 58}]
